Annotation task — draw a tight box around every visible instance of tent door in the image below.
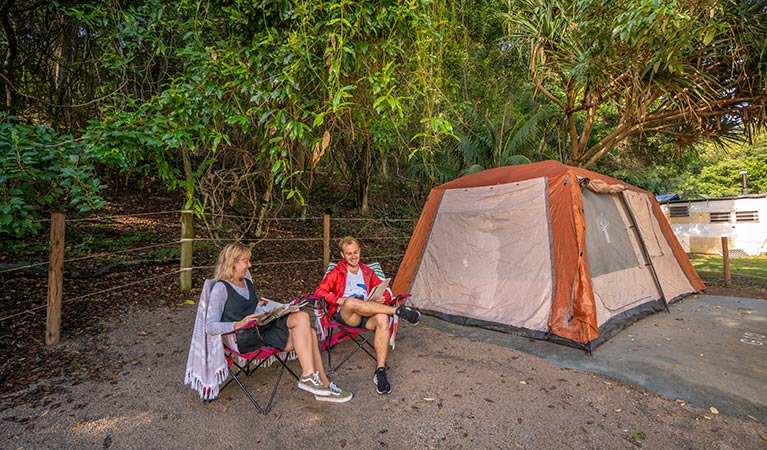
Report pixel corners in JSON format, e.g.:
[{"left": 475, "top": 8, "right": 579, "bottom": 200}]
[{"left": 618, "top": 192, "right": 668, "bottom": 310}]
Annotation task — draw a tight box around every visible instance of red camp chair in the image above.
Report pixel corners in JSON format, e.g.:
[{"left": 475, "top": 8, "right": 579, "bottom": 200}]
[
  {"left": 186, "top": 279, "right": 313, "bottom": 414},
  {"left": 220, "top": 321, "right": 300, "bottom": 415},
  {"left": 314, "top": 262, "right": 411, "bottom": 373}
]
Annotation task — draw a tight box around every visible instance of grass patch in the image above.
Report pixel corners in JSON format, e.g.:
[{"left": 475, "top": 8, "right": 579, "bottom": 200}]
[{"left": 688, "top": 254, "right": 767, "bottom": 283}]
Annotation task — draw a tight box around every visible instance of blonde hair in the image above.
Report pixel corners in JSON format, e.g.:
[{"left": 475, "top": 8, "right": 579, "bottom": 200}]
[
  {"left": 337, "top": 236, "right": 360, "bottom": 251},
  {"left": 213, "top": 243, "right": 251, "bottom": 282}
]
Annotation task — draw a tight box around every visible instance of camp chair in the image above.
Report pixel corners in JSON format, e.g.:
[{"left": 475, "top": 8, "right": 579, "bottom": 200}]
[
  {"left": 314, "top": 262, "right": 411, "bottom": 373},
  {"left": 184, "top": 278, "right": 306, "bottom": 415},
  {"left": 220, "top": 322, "right": 299, "bottom": 415},
  {"left": 220, "top": 292, "right": 320, "bottom": 414}
]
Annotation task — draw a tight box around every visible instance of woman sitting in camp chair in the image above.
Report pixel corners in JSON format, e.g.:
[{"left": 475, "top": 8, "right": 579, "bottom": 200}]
[{"left": 205, "top": 243, "right": 352, "bottom": 403}]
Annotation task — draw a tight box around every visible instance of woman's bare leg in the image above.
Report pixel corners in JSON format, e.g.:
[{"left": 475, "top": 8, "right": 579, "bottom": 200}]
[{"left": 284, "top": 311, "right": 316, "bottom": 377}]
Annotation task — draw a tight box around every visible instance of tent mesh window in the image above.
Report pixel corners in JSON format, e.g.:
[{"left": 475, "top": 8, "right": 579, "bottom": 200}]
[
  {"left": 709, "top": 211, "right": 731, "bottom": 223},
  {"left": 735, "top": 211, "right": 759, "bottom": 223},
  {"left": 669, "top": 205, "right": 690, "bottom": 217}
]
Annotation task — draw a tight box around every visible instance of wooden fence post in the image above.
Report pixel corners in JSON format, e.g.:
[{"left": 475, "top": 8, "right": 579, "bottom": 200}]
[
  {"left": 323, "top": 213, "right": 330, "bottom": 271},
  {"left": 180, "top": 210, "right": 193, "bottom": 292},
  {"left": 721, "top": 237, "right": 731, "bottom": 287},
  {"left": 46, "top": 211, "right": 65, "bottom": 346}
]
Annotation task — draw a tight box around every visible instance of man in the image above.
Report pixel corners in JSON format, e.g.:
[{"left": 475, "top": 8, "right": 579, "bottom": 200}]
[{"left": 315, "top": 236, "right": 421, "bottom": 394}]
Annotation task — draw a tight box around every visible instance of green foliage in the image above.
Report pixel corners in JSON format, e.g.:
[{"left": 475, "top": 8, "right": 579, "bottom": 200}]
[
  {"left": 502, "top": 0, "right": 767, "bottom": 168},
  {"left": 680, "top": 137, "right": 767, "bottom": 197},
  {"left": 0, "top": 115, "right": 106, "bottom": 237},
  {"left": 76, "top": 0, "right": 448, "bottom": 215}
]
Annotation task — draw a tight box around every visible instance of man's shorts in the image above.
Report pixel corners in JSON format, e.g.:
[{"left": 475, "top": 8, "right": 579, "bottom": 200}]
[{"left": 333, "top": 306, "right": 370, "bottom": 329}]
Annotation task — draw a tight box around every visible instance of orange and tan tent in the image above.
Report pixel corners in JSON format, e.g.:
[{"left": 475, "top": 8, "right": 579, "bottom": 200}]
[{"left": 393, "top": 161, "right": 704, "bottom": 349}]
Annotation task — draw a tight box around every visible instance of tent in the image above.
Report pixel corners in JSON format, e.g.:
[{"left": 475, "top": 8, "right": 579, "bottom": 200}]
[{"left": 392, "top": 161, "right": 705, "bottom": 350}]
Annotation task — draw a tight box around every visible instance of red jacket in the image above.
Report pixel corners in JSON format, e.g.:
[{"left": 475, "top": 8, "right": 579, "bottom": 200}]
[{"left": 314, "top": 260, "right": 392, "bottom": 317}]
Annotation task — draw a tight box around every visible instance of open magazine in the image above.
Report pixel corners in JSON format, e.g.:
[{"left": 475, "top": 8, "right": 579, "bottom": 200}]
[
  {"left": 255, "top": 297, "right": 309, "bottom": 327},
  {"left": 367, "top": 277, "right": 391, "bottom": 302}
]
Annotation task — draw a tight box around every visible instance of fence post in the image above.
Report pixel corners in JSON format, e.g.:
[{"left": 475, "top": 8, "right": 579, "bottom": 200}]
[
  {"left": 721, "top": 237, "right": 731, "bottom": 287},
  {"left": 323, "top": 213, "right": 330, "bottom": 271},
  {"left": 180, "top": 210, "right": 193, "bottom": 292},
  {"left": 46, "top": 211, "right": 65, "bottom": 346}
]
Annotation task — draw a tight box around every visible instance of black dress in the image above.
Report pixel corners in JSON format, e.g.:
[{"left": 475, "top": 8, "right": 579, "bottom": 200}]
[{"left": 219, "top": 279, "right": 290, "bottom": 353}]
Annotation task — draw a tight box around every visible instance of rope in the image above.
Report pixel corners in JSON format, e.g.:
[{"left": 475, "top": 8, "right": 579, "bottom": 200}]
[
  {"left": 0, "top": 242, "right": 179, "bottom": 274},
  {"left": 58, "top": 210, "right": 182, "bottom": 223},
  {"left": 0, "top": 270, "right": 181, "bottom": 322}
]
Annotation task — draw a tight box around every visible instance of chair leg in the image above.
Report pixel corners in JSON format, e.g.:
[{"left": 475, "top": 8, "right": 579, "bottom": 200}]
[
  {"left": 223, "top": 354, "right": 290, "bottom": 415},
  {"left": 328, "top": 328, "right": 377, "bottom": 373}
]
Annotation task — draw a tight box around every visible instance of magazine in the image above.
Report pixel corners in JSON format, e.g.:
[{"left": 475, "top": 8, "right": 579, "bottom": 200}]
[
  {"left": 255, "top": 297, "right": 309, "bottom": 327},
  {"left": 367, "top": 277, "right": 391, "bottom": 302}
]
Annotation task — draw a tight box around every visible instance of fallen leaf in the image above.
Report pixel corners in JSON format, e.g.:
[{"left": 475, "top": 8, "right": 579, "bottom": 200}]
[
  {"left": 615, "top": 409, "right": 622, "bottom": 412},
  {"left": 41, "top": 410, "right": 48, "bottom": 416},
  {"left": 759, "top": 432, "right": 767, "bottom": 442},
  {"left": 514, "top": 443, "right": 525, "bottom": 449},
  {"left": 519, "top": 381, "right": 527, "bottom": 385},
  {"left": 669, "top": 412, "right": 677, "bottom": 417},
  {"left": 423, "top": 397, "right": 436, "bottom": 401},
  {"left": 438, "top": 411, "right": 445, "bottom": 415},
  {"left": 184, "top": 299, "right": 195, "bottom": 305},
  {"left": 673, "top": 364, "right": 679, "bottom": 369},
  {"left": 710, "top": 406, "right": 719, "bottom": 415}
]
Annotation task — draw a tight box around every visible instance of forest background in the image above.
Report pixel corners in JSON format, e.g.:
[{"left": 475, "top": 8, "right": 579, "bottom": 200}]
[{"left": 1, "top": 0, "right": 767, "bottom": 240}]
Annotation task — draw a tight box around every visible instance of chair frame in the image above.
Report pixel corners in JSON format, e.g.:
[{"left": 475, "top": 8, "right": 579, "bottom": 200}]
[
  {"left": 315, "top": 262, "right": 410, "bottom": 374},
  {"left": 219, "top": 325, "right": 299, "bottom": 415}
]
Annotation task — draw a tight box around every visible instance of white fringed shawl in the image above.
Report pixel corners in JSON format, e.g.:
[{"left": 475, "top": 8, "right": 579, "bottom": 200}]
[{"left": 184, "top": 279, "right": 228, "bottom": 400}]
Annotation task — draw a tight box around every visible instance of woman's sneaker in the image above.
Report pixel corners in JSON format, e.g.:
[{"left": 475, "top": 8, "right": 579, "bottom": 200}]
[
  {"left": 298, "top": 372, "right": 331, "bottom": 396},
  {"left": 315, "top": 382, "right": 353, "bottom": 403},
  {"left": 373, "top": 367, "right": 392, "bottom": 394},
  {"left": 395, "top": 305, "right": 421, "bottom": 324}
]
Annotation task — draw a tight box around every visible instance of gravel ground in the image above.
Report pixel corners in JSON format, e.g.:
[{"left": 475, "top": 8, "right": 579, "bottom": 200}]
[{"left": 2, "top": 300, "right": 766, "bottom": 450}]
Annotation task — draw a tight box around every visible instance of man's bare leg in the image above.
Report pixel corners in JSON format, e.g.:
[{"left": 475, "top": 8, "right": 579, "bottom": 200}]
[
  {"left": 365, "top": 313, "right": 390, "bottom": 367},
  {"left": 338, "top": 297, "right": 395, "bottom": 326}
]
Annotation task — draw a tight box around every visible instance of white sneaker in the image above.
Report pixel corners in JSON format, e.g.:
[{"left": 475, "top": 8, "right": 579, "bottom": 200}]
[
  {"left": 314, "top": 382, "right": 353, "bottom": 403},
  {"left": 297, "top": 372, "right": 331, "bottom": 396}
]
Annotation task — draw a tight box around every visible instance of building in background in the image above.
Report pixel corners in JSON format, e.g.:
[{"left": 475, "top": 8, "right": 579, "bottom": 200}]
[{"left": 659, "top": 194, "right": 767, "bottom": 256}]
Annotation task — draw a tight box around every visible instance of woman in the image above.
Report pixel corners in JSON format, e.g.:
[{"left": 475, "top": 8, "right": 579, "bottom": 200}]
[{"left": 206, "top": 243, "right": 352, "bottom": 403}]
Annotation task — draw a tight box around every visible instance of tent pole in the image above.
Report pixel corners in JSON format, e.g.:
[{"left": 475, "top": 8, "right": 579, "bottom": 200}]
[{"left": 618, "top": 193, "right": 669, "bottom": 312}]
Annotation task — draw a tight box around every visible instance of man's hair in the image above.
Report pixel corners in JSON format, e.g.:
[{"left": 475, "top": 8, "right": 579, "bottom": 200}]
[
  {"left": 213, "top": 242, "right": 251, "bottom": 282},
  {"left": 337, "top": 235, "right": 360, "bottom": 251}
]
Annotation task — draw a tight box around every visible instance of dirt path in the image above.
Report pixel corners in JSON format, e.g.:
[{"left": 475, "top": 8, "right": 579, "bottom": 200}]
[{"left": 2, "top": 301, "right": 765, "bottom": 450}]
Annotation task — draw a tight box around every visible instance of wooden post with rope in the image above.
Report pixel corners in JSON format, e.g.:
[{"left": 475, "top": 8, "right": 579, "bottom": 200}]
[
  {"left": 46, "top": 211, "right": 65, "bottom": 346},
  {"left": 721, "top": 237, "right": 731, "bottom": 287},
  {"left": 180, "top": 210, "right": 194, "bottom": 292},
  {"left": 323, "top": 213, "right": 331, "bottom": 271}
]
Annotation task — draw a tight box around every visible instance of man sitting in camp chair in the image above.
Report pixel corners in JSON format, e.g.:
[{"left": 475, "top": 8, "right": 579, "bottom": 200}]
[{"left": 314, "top": 236, "right": 421, "bottom": 395}]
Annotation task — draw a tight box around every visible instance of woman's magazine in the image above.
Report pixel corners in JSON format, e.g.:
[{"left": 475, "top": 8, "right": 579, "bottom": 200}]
[{"left": 255, "top": 297, "right": 309, "bottom": 326}]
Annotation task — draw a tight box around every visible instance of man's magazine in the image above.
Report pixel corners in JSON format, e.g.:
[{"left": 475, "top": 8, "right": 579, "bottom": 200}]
[{"left": 367, "top": 277, "right": 391, "bottom": 302}]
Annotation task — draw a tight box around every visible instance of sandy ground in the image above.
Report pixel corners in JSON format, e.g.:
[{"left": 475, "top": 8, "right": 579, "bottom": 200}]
[{"left": 2, "top": 302, "right": 766, "bottom": 450}]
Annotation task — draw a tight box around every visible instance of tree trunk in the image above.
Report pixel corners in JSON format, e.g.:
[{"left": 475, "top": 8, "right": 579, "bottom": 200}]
[{"left": 0, "top": 0, "right": 18, "bottom": 111}]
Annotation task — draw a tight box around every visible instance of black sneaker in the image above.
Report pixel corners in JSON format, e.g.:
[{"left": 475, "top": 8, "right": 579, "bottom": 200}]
[
  {"left": 373, "top": 367, "right": 392, "bottom": 394},
  {"left": 395, "top": 305, "right": 421, "bottom": 324}
]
